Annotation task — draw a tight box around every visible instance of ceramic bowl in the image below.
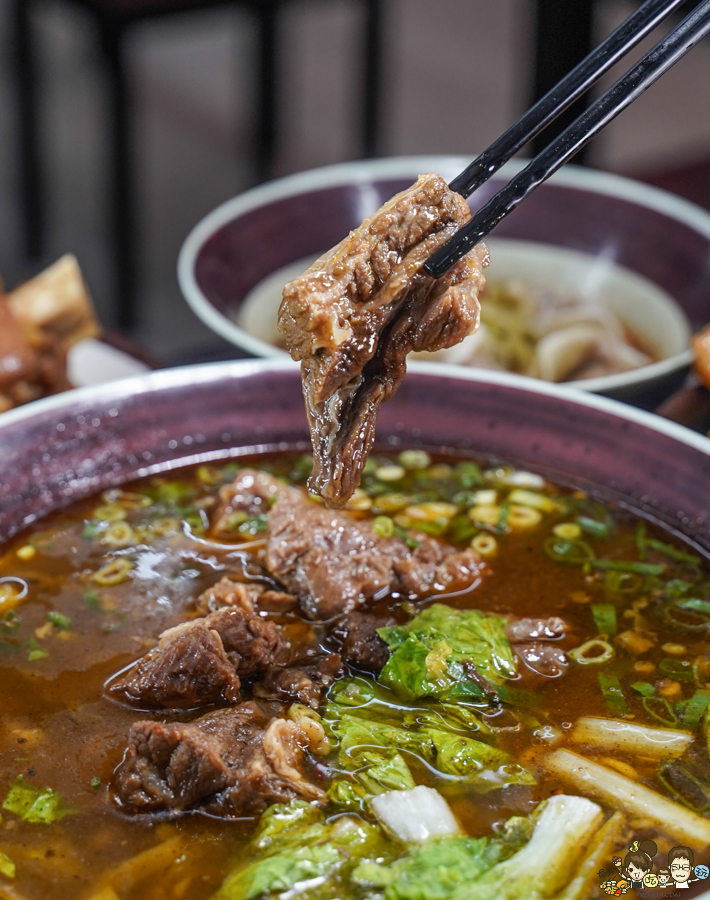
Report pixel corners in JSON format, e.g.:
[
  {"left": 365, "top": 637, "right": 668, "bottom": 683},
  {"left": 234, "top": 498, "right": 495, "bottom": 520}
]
[
  {"left": 1, "top": 361, "right": 710, "bottom": 899},
  {"left": 177, "top": 156, "right": 710, "bottom": 407}
]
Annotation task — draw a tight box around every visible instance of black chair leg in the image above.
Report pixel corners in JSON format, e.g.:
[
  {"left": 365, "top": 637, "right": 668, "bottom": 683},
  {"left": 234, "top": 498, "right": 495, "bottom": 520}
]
[
  {"left": 254, "top": 1, "right": 279, "bottom": 182},
  {"left": 100, "top": 20, "right": 138, "bottom": 332},
  {"left": 13, "top": 0, "right": 44, "bottom": 260},
  {"left": 361, "top": 0, "right": 383, "bottom": 158},
  {"left": 530, "top": 0, "right": 596, "bottom": 163}
]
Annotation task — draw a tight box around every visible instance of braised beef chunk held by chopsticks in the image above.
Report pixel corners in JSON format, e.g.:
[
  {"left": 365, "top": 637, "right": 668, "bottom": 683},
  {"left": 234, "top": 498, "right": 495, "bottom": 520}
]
[{"left": 279, "top": 173, "right": 488, "bottom": 507}]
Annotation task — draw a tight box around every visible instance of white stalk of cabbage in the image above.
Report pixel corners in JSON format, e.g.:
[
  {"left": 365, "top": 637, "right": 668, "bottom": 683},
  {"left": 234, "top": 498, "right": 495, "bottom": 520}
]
[
  {"left": 570, "top": 716, "right": 693, "bottom": 758},
  {"left": 544, "top": 749, "right": 710, "bottom": 847},
  {"left": 369, "top": 785, "right": 462, "bottom": 843},
  {"left": 452, "top": 794, "right": 604, "bottom": 900},
  {"left": 488, "top": 795, "right": 603, "bottom": 898},
  {"left": 555, "top": 812, "right": 625, "bottom": 900}
]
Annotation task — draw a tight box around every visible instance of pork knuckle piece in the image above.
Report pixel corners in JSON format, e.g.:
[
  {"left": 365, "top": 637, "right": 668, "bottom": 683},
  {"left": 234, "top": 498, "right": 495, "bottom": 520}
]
[
  {"left": 114, "top": 703, "right": 325, "bottom": 815},
  {"left": 279, "top": 173, "right": 488, "bottom": 507}
]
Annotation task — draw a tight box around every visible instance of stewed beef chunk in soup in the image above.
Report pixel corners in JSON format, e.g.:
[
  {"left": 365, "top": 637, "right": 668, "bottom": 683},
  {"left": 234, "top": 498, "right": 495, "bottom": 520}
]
[{"left": 2, "top": 451, "right": 710, "bottom": 900}]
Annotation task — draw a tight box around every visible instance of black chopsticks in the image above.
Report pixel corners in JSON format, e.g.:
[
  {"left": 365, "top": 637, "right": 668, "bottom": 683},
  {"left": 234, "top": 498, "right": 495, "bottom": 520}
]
[{"left": 425, "top": 0, "right": 710, "bottom": 280}]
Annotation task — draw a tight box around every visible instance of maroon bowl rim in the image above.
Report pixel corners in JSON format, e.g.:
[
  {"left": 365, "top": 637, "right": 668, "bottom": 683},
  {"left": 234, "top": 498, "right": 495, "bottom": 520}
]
[{"left": 2, "top": 360, "right": 710, "bottom": 551}]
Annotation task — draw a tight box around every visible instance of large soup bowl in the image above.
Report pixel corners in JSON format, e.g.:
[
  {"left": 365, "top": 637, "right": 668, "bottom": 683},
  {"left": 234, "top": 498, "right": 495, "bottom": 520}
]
[
  {"left": 1, "top": 360, "right": 710, "bottom": 554},
  {"left": 2, "top": 361, "right": 710, "bottom": 899}
]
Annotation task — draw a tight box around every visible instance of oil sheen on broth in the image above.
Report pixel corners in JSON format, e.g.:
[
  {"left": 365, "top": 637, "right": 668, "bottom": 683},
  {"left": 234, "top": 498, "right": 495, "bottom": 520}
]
[{"left": 1, "top": 452, "right": 710, "bottom": 900}]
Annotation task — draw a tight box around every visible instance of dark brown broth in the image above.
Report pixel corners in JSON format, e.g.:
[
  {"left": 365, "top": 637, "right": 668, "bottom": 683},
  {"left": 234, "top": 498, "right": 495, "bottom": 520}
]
[{"left": 0, "top": 453, "right": 708, "bottom": 899}]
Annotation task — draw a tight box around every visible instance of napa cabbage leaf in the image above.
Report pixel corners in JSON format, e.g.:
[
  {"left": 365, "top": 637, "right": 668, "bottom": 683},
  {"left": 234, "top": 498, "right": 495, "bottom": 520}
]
[
  {"left": 2, "top": 775, "right": 75, "bottom": 825},
  {"left": 377, "top": 604, "right": 516, "bottom": 701},
  {"left": 213, "top": 800, "right": 392, "bottom": 900}
]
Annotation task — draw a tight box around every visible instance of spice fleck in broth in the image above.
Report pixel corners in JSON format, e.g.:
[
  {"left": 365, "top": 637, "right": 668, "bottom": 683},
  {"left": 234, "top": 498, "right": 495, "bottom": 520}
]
[{"left": 1, "top": 452, "right": 710, "bottom": 900}]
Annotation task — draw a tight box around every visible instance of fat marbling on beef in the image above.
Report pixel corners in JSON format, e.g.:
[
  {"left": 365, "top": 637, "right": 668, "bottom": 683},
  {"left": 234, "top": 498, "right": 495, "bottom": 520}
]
[{"left": 278, "top": 173, "right": 488, "bottom": 507}]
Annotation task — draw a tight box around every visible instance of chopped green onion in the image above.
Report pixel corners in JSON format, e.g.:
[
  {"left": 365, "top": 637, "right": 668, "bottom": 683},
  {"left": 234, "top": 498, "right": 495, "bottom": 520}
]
[
  {"left": 83, "top": 589, "right": 101, "bottom": 610},
  {"left": 658, "top": 759, "right": 710, "bottom": 812},
  {"left": 665, "top": 602, "right": 710, "bottom": 632},
  {"left": 451, "top": 490, "right": 476, "bottom": 509},
  {"left": 372, "top": 516, "right": 394, "bottom": 539},
  {"left": 590, "top": 559, "right": 665, "bottom": 576},
  {"left": 631, "top": 681, "right": 656, "bottom": 697},
  {"left": 677, "top": 598, "right": 710, "bottom": 615},
  {"left": 664, "top": 579, "right": 693, "bottom": 598},
  {"left": 25, "top": 637, "right": 47, "bottom": 662},
  {"left": 92, "top": 504, "right": 126, "bottom": 523},
  {"left": 659, "top": 658, "right": 694, "bottom": 682},
  {"left": 642, "top": 695, "right": 680, "bottom": 727},
  {"left": 495, "top": 683, "right": 542, "bottom": 709},
  {"left": 90, "top": 776, "right": 101, "bottom": 789},
  {"left": 447, "top": 515, "right": 478, "bottom": 543},
  {"left": 636, "top": 521, "right": 648, "bottom": 560},
  {"left": 392, "top": 525, "right": 420, "bottom": 550},
  {"left": 453, "top": 461, "right": 483, "bottom": 488},
  {"left": 576, "top": 516, "right": 612, "bottom": 539},
  {"left": 375, "top": 465, "right": 405, "bottom": 483},
  {"left": 682, "top": 689, "right": 710, "bottom": 728},
  {"left": 604, "top": 570, "right": 643, "bottom": 595},
  {"left": 290, "top": 454, "right": 313, "bottom": 482},
  {"left": 93, "top": 557, "right": 133, "bottom": 586},
  {"left": 1, "top": 611, "right": 20, "bottom": 632},
  {"left": 507, "top": 489, "right": 558, "bottom": 513},
  {"left": 237, "top": 514, "right": 268, "bottom": 536},
  {"left": 643, "top": 537, "right": 701, "bottom": 566},
  {"left": 553, "top": 522, "right": 582, "bottom": 540},
  {"left": 497, "top": 501, "right": 510, "bottom": 532},
  {"left": 471, "top": 533, "right": 497, "bottom": 557},
  {"left": 399, "top": 450, "right": 431, "bottom": 471},
  {"left": 591, "top": 604, "right": 617, "bottom": 637},
  {"left": 48, "top": 611, "right": 71, "bottom": 630},
  {"left": 227, "top": 510, "right": 249, "bottom": 529},
  {"left": 569, "top": 639, "right": 614, "bottom": 665},
  {"left": 543, "top": 536, "right": 595, "bottom": 564},
  {"left": 154, "top": 481, "right": 195, "bottom": 505},
  {"left": 372, "top": 494, "right": 410, "bottom": 515},
  {"left": 394, "top": 515, "right": 448, "bottom": 537},
  {"left": 598, "top": 673, "right": 628, "bottom": 716}
]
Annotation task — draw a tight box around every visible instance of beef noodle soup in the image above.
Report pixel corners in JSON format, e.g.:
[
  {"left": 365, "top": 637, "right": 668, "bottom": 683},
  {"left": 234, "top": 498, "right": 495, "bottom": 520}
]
[{"left": 1, "top": 452, "right": 710, "bottom": 900}]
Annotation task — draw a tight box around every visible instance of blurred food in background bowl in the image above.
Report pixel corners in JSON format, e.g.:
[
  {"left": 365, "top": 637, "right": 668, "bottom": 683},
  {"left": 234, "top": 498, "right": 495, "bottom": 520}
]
[
  {"left": 0, "top": 255, "right": 148, "bottom": 414},
  {"left": 177, "top": 157, "right": 710, "bottom": 406}
]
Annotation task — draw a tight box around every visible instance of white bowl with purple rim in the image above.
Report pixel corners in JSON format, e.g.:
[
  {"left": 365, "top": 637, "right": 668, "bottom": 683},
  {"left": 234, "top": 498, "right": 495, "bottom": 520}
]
[{"left": 177, "top": 156, "right": 710, "bottom": 406}]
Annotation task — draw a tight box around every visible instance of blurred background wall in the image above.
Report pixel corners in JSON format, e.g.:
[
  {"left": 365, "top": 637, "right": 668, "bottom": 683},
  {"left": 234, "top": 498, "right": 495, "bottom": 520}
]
[{"left": 1, "top": 0, "right": 709, "bottom": 363}]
